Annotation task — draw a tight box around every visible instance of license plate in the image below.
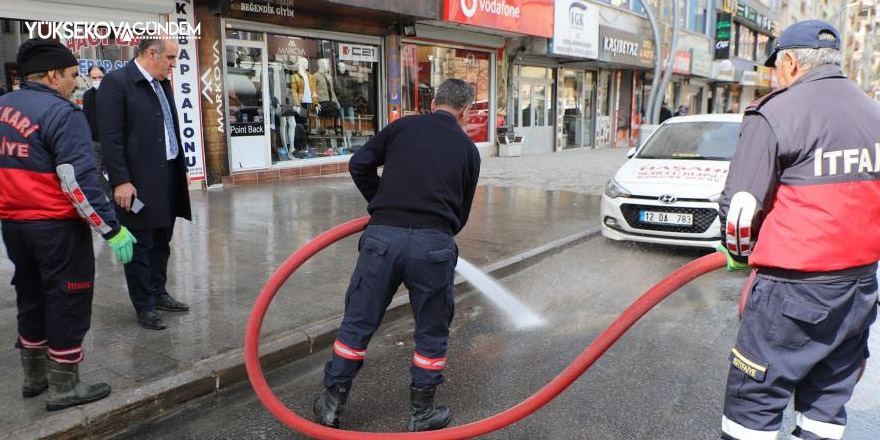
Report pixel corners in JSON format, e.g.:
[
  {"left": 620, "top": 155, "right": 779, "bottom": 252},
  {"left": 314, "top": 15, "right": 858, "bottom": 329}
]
[{"left": 639, "top": 211, "right": 693, "bottom": 226}]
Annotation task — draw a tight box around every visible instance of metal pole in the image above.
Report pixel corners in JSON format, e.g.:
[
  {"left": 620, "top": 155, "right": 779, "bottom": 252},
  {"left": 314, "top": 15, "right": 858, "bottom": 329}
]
[
  {"left": 652, "top": 0, "right": 681, "bottom": 124},
  {"left": 638, "top": 0, "right": 663, "bottom": 124}
]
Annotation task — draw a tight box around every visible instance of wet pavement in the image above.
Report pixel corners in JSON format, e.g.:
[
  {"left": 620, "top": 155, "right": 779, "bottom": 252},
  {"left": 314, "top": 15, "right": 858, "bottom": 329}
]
[
  {"left": 113, "top": 237, "right": 880, "bottom": 440},
  {"left": 0, "top": 148, "right": 620, "bottom": 438}
]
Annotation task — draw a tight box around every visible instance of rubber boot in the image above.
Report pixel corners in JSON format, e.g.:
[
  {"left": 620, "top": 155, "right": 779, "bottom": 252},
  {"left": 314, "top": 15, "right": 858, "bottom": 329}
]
[
  {"left": 20, "top": 349, "right": 48, "bottom": 398},
  {"left": 313, "top": 384, "right": 350, "bottom": 428},
  {"left": 45, "top": 360, "right": 111, "bottom": 411},
  {"left": 408, "top": 386, "right": 451, "bottom": 432}
]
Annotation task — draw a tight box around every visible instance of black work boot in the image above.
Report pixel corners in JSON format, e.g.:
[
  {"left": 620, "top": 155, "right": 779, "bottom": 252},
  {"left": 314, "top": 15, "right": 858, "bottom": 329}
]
[
  {"left": 20, "top": 349, "right": 48, "bottom": 398},
  {"left": 408, "top": 386, "right": 451, "bottom": 432},
  {"left": 313, "top": 384, "right": 350, "bottom": 428},
  {"left": 46, "top": 360, "right": 111, "bottom": 411}
]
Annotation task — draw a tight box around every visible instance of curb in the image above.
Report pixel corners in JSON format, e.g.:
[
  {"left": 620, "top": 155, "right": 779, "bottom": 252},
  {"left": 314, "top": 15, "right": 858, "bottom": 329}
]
[{"left": 9, "top": 226, "right": 601, "bottom": 440}]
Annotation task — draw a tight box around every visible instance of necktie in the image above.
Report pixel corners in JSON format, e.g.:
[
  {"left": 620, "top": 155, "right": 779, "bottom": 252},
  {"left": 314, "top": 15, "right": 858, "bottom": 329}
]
[{"left": 151, "top": 79, "right": 179, "bottom": 158}]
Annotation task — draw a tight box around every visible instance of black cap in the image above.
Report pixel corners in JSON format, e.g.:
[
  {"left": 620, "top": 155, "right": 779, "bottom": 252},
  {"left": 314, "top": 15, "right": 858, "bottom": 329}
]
[
  {"left": 764, "top": 20, "right": 841, "bottom": 67},
  {"left": 17, "top": 39, "right": 79, "bottom": 76}
]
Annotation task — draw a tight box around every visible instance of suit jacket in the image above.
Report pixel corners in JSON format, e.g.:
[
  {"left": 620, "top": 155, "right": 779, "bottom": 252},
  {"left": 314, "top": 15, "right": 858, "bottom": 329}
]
[
  {"left": 97, "top": 60, "right": 192, "bottom": 230},
  {"left": 82, "top": 87, "right": 100, "bottom": 142}
]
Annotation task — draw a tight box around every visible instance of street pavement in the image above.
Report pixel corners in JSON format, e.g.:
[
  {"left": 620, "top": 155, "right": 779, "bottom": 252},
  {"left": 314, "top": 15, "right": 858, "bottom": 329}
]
[
  {"left": 112, "top": 236, "right": 880, "bottom": 440},
  {"left": 0, "top": 147, "right": 628, "bottom": 439}
]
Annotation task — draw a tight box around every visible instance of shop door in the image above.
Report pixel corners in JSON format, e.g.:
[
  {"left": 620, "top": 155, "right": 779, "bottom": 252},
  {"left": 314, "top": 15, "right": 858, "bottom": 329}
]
[
  {"left": 515, "top": 68, "right": 555, "bottom": 155},
  {"left": 225, "top": 38, "right": 271, "bottom": 172},
  {"left": 561, "top": 70, "right": 591, "bottom": 150}
]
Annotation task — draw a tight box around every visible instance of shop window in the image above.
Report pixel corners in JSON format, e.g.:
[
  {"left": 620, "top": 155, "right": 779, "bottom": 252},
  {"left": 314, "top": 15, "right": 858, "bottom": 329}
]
[
  {"left": 401, "top": 43, "right": 493, "bottom": 143},
  {"left": 735, "top": 24, "right": 756, "bottom": 61},
  {"left": 0, "top": 19, "right": 136, "bottom": 106},
  {"left": 263, "top": 33, "right": 379, "bottom": 164}
]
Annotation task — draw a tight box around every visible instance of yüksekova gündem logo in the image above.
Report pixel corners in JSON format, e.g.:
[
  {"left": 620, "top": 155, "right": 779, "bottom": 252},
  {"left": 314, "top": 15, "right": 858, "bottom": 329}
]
[{"left": 26, "top": 21, "right": 201, "bottom": 43}]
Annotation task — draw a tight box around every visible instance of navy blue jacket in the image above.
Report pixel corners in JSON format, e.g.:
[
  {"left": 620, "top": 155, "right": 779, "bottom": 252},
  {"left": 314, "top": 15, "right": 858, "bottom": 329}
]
[
  {"left": 98, "top": 60, "right": 191, "bottom": 230},
  {"left": 0, "top": 82, "right": 120, "bottom": 238},
  {"left": 349, "top": 110, "right": 481, "bottom": 235}
]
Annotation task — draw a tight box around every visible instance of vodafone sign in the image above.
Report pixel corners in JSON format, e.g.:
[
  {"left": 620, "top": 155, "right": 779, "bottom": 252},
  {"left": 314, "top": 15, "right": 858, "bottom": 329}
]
[{"left": 444, "top": 0, "right": 554, "bottom": 38}]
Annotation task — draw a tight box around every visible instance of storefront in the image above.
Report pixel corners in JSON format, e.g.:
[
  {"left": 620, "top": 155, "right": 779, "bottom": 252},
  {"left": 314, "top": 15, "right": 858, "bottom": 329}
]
[
  {"left": 710, "top": 1, "right": 776, "bottom": 114},
  {"left": 195, "top": 0, "right": 440, "bottom": 184},
  {"left": 665, "top": 32, "right": 713, "bottom": 116},
  {"left": 1, "top": 1, "right": 171, "bottom": 98},
  {"left": 593, "top": 25, "right": 654, "bottom": 148},
  {"left": 0, "top": 1, "right": 217, "bottom": 179},
  {"left": 441, "top": 0, "right": 553, "bottom": 156},
  {"left": 551, "top": 0, "right": 600, "bottom": 151}
]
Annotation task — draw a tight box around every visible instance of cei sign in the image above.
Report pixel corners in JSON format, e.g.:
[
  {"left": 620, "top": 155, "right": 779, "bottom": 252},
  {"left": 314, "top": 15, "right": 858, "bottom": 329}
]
[{"left": 444, "top": 0, "right": 554, "bottom": 38}]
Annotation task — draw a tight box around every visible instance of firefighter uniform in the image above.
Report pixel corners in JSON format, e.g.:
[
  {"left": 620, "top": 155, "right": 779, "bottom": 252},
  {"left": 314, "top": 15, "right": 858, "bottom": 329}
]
[
  {"left": 718, "top": 21, "right": 880, "bottom": 440},
  {"left": 313, "top": 90, "right": 480, "bottom": 431},
  {"left": 0, "top": 40, "right": 132, "bottom": 411}
]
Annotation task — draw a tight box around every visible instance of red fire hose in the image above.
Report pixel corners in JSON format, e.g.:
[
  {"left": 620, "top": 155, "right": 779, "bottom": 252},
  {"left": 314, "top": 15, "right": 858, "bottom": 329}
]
[{"left": 245, "top": 216, "right": 727, "bottom": 439}]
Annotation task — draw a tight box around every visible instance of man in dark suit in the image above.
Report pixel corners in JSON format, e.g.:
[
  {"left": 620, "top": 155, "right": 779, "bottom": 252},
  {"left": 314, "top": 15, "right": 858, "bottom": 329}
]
[
  {"left": 98, "top": 38, "right": 192, "bottom": 330},
  {"left": 82, "top": 65, "right": 109, "bottom": 197}
]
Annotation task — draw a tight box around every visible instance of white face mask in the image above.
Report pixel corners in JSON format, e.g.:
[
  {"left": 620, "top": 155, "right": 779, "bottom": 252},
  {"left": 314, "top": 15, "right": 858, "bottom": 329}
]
[{"left": 92, "top": 80, "right": 101, "bottom": 90}]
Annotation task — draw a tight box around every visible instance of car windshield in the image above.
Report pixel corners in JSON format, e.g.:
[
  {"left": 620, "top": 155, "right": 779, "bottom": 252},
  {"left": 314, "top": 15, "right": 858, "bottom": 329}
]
[{"left": 636, "top": 121, "right": 741, "bottom": 160}]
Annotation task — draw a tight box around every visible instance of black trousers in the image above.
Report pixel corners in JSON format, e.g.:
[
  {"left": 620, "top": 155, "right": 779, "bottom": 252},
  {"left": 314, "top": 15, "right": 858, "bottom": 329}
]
[
  {"left": 122, "top": 162, "right": 178, "bottom": 313},
  {"left": 123, "top": 221, "right": 175, "bottom": 312},
  {"left": 324, "top": 225, "right": 457, "bottom": 389},
  {"left": 2, "top": 220, "right": 94, "bottom": 364}
]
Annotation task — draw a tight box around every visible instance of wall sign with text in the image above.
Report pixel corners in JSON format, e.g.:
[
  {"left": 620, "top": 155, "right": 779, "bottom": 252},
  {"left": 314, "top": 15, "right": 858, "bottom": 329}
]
[{"left": 443, "top": 0, "right": 554, "bottom": 38}]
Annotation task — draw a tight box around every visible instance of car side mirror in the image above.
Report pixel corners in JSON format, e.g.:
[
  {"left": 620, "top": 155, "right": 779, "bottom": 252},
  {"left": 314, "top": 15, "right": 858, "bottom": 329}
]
[{"left": 626, "top": 147, "right": 636, "bottom": 159}]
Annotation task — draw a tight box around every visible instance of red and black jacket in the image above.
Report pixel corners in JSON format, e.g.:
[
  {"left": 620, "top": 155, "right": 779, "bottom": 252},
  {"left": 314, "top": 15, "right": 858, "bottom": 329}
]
[
  {"left": 0, "top": 82, "right": 119, "bottom": 238},
  {"left": 720, "top": 65, "right": 880, "bottom": 275}
]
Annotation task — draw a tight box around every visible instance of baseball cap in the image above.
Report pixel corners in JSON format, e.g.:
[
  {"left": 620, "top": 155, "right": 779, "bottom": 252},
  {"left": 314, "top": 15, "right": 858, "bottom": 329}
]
[{"left": 764, "top": 19, "right": 841, "bottom": 67}]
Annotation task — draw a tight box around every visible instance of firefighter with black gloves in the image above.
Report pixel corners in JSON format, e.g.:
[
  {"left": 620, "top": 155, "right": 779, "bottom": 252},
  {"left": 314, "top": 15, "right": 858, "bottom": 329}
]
[
  {"left": 0, "top": 39, "right": 135, "bottom": 411},
  {"left": 717, "top": 21, "right": 879, "bottom": 439}
]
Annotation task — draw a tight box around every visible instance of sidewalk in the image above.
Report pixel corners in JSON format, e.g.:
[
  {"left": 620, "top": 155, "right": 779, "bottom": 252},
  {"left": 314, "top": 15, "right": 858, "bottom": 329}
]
[{"left": 0, "top": 147, "right": 629, "bottom": 439}]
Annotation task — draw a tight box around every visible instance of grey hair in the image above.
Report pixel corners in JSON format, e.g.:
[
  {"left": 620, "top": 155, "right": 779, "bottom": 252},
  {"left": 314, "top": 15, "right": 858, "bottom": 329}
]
[
  {"left": 135, "top": 38, "right": 167, "bottom": 58},
  {"left": 777, "top": 31, "right": 842, "bottom": 69},
  {"left": 434, "top": 79, "right": 475, "bottom": 110}
]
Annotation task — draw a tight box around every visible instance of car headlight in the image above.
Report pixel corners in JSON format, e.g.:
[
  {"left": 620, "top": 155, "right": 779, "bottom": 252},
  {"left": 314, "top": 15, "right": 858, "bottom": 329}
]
[
  {"left": 707, "top": 193, "right": 722, "bottom": 202},
  {"left": 605, "top": 178, "right": 631, "bottom": 199}
]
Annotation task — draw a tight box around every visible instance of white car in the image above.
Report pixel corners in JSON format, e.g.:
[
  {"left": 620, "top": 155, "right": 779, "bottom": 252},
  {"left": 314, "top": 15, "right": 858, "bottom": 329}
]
[{"left": 600, "top": 114, "right": 743, "bottom": 248}]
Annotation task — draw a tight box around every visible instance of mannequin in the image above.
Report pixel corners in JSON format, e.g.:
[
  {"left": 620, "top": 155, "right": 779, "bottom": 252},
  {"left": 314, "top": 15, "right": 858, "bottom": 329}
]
[
  {"left": 314, "top": 58, "right": 347, "bottom": 150},
  {"left": 288, "top": 57, "right": 318, "bottom": 157}
]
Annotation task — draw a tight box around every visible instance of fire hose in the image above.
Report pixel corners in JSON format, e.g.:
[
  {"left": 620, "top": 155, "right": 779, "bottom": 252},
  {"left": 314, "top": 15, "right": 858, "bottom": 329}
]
[{"left": 244, "top": 216, "right": 728, "bottom": 439}]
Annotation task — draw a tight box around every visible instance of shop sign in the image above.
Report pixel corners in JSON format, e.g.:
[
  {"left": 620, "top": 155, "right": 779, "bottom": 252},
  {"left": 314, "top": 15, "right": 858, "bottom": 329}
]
[
  {"left": 734, "top": 1, "right": 774, "bottom": 34},
  {"left": 673, "top": 51, "right": 691, "bottom": 74},
  {"left": 267, "top": 35, "right": 318, "bottom": 61},
  {"left": 233, "top": 0, "right": 295, "bottom": 18},
  {"left": 756, "top": 66, "right": 772, "bottom": 88},
  {"left": 715, "top": 12, "right": 732, "bottom": 59},
  {"left": 550, "top": 0, "right": 599, "bottom": 59},
  {"left": 598, "top": 26, "right": 651, "bottom": 68},
  {"left": 443, "top": 0, "right": 554, "bottom": 38},
  {"left": 230, "top": 122, "right": 265, "bottom": 136},
  {"left": 690, "top": 47, "right": 712, "bottom": 77},
  {"left": 339, "top": 43, "right": 379, "bottom": 63},
  {"left": 722, "top": 0, "right": 737, "bottom": 14},
  {"left": 640, "top": 38, "right": 656, "bottom": 67},
  {"left": 171, "top": 0, "right": 206, "bottom": 180},
  {"left": 741, "top": 70, "right": 757, "bottom": 86},
  {"left": 712, "top": 59, "right": 735, "bottom": 81}
]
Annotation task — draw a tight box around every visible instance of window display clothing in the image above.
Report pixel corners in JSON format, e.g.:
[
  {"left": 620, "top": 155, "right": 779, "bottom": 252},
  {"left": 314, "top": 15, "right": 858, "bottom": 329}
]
[{"left": 290, "top": 70, "right": 318, "bottom": 105}]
